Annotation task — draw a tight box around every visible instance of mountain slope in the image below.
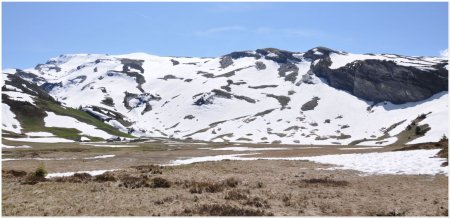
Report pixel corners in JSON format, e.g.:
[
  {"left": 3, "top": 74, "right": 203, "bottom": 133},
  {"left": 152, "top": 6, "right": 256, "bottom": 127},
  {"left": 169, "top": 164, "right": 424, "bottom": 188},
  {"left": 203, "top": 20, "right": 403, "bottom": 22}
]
[
  {"left": 2, "top": 47, "right": 448, "bottom": 145},
  {"left": 2, "top": 70, "right": 134, "bottom": 142}
]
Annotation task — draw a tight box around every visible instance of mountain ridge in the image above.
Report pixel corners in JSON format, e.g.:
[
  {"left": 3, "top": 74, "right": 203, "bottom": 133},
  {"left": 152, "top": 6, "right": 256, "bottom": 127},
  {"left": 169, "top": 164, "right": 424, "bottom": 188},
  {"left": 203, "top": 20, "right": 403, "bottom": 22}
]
[{"left": 2, "top": 46, "right": 448, "bottom": 145}]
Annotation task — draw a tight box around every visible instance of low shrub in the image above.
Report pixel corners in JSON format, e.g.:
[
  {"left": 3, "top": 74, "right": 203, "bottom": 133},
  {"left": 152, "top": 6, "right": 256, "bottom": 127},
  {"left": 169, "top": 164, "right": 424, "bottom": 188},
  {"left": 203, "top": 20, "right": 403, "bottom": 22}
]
[
  {"left": 94, "top": 172, "right": 117, "bottom": 182},
  {"left": 300, "top": 178, "right": 349, "bottom": 187},
  {"left": 224, "top": 189, "right": 249, "bottom": 200},
  {"left": 151, "top": 177, "right": 171, "bottom": 188},
  {"left": 178, "top": 204, "right": 273, "bottom": 216},
  {"left": 132, "top": 165, "right": 163, "bottom": 174},
  {"left": 34, "top": 163, "right": 47, "bottom": 178},
  {"left": 2, "top": 169, "right": 27, "bottom": 178},
  {"left": 244, "top": 196, "right": 271, "bottom": 208},
  {"left": 189, "top": 181, "right": 224, "bottom": 194},
  {"left": 53, "top": 173, "right": 92, "bottom": 183},
  {"left": 224, "top": 177, "right": 240, "bottom": 188},
  {"left": 119, "top": 175, "right": 150, "bottom": 189}
]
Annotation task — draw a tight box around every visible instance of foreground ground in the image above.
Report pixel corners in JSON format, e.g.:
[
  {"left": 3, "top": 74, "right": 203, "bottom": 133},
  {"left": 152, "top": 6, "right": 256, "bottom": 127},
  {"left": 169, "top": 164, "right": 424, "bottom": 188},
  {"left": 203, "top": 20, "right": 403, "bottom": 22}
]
[{"left": 1, "top": 139, "right": 448, "bottom": 216}]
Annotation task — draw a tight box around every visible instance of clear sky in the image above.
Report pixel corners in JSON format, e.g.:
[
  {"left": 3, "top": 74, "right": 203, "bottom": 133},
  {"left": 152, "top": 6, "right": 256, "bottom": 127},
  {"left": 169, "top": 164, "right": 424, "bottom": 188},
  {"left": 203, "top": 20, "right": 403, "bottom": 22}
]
[{"left": 2, "top": 2, "right": 448, "bottom": 69}]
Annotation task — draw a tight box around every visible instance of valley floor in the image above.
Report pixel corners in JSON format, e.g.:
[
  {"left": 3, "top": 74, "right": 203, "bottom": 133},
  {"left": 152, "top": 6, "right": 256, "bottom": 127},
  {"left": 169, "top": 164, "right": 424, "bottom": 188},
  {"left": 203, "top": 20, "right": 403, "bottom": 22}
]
[{"left": 1, "top": 139, "right": 448, "bottom": 216}]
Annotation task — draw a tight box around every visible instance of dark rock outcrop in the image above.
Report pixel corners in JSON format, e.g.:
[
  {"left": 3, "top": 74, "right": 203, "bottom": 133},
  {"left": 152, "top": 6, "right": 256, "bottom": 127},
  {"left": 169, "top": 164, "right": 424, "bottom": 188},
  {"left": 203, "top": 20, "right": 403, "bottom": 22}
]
[
  {"left": 301, "top": 97, "right": 320, "bottom": 111},
  {"left": 255, "top": 61, "right": 266, "bottom": 70},
  {"left": 256, "top": 48, "right": 301, "bottom": 63},
  {"left": 223, "top": 51, "right": 261, "bottom": 60},
  {"left": 310, "top": 55, "right": 448, "bottom": 104}
]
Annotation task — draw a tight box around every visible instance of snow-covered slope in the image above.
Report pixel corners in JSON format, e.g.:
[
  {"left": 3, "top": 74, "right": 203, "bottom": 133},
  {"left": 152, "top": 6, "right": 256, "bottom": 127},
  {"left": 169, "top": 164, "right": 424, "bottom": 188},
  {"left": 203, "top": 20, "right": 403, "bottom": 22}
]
[{"left": 2, "top": 47, "right": 448, "bottom": 145}]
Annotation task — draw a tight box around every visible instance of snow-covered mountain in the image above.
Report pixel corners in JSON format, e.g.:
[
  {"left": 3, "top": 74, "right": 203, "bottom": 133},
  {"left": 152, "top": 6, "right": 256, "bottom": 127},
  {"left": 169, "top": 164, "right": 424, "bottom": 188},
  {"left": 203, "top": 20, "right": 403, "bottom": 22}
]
[{"left": 2, "top": 47, "right": 448, "bottom": 145}]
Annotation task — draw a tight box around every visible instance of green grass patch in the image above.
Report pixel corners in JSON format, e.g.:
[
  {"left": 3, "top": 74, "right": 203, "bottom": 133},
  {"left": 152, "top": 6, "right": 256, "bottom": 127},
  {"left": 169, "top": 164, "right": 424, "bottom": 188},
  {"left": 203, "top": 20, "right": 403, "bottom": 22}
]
[
  {"left": 40, "top": 100, "right": 133, "bottom": 138},
  {"left": 4, "top": 97, "right": 134, "bottom": 141}
]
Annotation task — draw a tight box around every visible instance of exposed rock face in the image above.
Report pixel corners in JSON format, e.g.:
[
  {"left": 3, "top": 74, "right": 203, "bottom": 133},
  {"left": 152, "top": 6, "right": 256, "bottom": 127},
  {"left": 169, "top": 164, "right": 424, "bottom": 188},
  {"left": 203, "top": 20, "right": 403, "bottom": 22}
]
[
  {"left": 301, "top": 97, "right": 320, "bottom": 111},
  {"left": 256, "top": 48, "right": 301, "bottom": 63},
  {"left": 309, "top": 50, "right": 448, "bottom": 104}
]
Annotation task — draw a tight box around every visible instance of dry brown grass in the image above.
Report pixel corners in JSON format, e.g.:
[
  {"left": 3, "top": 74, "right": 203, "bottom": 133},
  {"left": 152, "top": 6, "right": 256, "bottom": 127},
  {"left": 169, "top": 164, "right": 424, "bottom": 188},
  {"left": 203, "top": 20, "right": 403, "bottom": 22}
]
[
  {"left": 244, "top": 196, "right": 271, "bottom": 208},
  {"left": 224, "top": 189, "right": 249, "bottom": 200},
  {"left": 93, "top": 172, "right": 117, "bottom": 182},
  {"left": 175, "top": 204, "right": 274, "bottom": 216},
  {"left": 185, "top": 177, "right": 241, "bottom": 194},
  {"left": 151, "top": 177, "right": 171, "bottom": 188},
  {"left": 187, "top": 180, "right": 225, "bottom": 194},
  {"left": 299, "top": 177, "right": 350, "bottom": 187},
  {"left": 131, "top": 164, "right": 163, "bottom": 174},
  {"left": 2, "top": 169, "right": 27, "bottom": 178}
]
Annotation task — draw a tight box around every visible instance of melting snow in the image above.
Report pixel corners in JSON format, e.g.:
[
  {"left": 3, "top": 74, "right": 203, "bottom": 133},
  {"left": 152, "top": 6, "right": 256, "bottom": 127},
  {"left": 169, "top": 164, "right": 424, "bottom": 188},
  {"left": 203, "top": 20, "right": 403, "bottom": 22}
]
[
  {"left": 4, "top": 137, "right": 74, "bottom": 143},
  {"left": 86, "top": 144, "right": 138, "bottom": 148},
  {"left": 1, "top": 144, "right": 31, "bottom": 149},
  {"left": 25, "top": 132, "right": 55, "bottom": 137},
  {"left": 166, "top": 153, "right": 260, "bottom": 166},
  {"left": 201, "top": 147, "right": 291, "bottom": 151},
  {"left": 46, "top": 169, "right": 118, "bottom": 178},
  {"left": 2, "top": 103, "right": 22, "bottom": 134},
  {"left": 3, "top": 91, "right": 36, "bottom": 105},
  {"left": 167, "top": 150, "right": 447, "bottom": 175},
  {"left": 44, "top": 112, "right": 111, "bottom": 139},
  {"left": 83, "top": 154, "right": 115, "bottom": 159},
  {"left": 338, "top": 147, "right": 382, "bottom": 150},
  {"left": 298, "top": 149, "right": 447, "bottom": 175}
]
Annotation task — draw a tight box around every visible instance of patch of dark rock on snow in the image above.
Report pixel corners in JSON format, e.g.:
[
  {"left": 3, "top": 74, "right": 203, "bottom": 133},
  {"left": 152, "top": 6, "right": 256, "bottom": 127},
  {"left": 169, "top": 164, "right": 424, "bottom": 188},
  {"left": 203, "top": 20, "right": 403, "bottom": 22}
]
[
  {"left": 223, "top": 51, "right": 261, "bottom": 60},
  {"left": 198, "top": 71, "right": 215, "bottom": 78},
  {"left": 5, "top": 73, "right": 55, "bottom": 102},
  {"left": 184, "top": 115, "right": 195, "bottom": 120},
  {"left": 98, "top": 87, "right": 107, "bottom": 93},
  {"left": 165, "top": 122, "right": 180, "bottom": 130},
  {"left": 170, "top": 59, "right": 180, "bottom": 66},
  {"left": 123, "top": 91, "right": 161, "bottom": 115},
  {"left": 301, "top": 97, "right": 320, "bottom": 111},
  {"left": 101, "top": 97, "right": 115, "bottom": 107},
  {"left": 248, "top": 85, "right": 278, "bottom": 89},
  {"left": 256, "top": 48, "right": 301, "bottom": 63},
  {"left": 265, "top": 94, "right": 290, "bottom": 109},
  {"left": 120, "top": 58, "right": 144, "bottom": 74},
  {"left": 212, "top": 89, "right": 233, "bottom": 99},
  {"left": 15, "top": 69, "right": 46, "bottom": 84},
  {"left": 303, "top": 47, "right": 340, "bottom": 61},
  {"left": 254, "top": 108, "right": 276, "bottom": 117},
  {"left": 184, "top": 78, "right": 193, "bottom": 82},
  {"left": 255, "top": 61, "right": 266, "bottom": 70},
  {"left": 219, "top": 56, "right": 233, "bottom": 68},
  {"left": 277, "top": 63, "right": 299, "bottom": 83},
  {"left": 233, "top": 94, "right": 256, "bottom": 104},
  {"left": 284, "top": 126, "right": 301, "bottom": 131},
  {"left": 41, "top": 82, "right": 63, "bottom": 92},
  {"left": 215, "top": 66, "right": 252, "bottom": 78},
  {"left": 158, "top": 75, "right": 183, "bottom": 81},
  {"left": 68, "top": 75, "right": 87, "bottom": 85},
  {"left": 35, "top": 63, "right": 62, "bottom": 73}
]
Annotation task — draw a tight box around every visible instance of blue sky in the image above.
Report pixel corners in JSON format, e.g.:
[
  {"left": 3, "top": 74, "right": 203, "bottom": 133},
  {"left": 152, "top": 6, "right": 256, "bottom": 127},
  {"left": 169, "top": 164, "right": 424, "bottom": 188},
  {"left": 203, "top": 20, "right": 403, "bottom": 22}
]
[{"left": 2, "top": 2, "right": 448, "bottom": 69}]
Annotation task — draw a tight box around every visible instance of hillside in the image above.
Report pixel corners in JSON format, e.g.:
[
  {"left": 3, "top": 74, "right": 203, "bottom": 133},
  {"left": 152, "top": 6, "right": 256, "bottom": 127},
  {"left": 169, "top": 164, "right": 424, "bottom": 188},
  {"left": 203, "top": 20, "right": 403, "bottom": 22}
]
[{"left": 2, "top": 47, "right": 448, "bottom": 145}]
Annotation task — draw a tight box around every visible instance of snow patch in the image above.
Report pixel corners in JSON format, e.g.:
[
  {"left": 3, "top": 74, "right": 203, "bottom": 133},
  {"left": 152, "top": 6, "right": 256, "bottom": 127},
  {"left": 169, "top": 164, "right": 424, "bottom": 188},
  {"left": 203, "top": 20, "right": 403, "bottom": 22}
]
[
  {"left": 4, "top": 137, "right": 74, "bottom": 143},
  {"left": 26, "top": 132, "right": 55, "bottom": 137},
  {"left": 298, "top": 149, "right": 447, "bottom": 175},
  {"left": 86, "top": 144, "right": 138, "bottom": 148},
  {"left": 46, "top": 169, "right": 118, "bottom": 178},
  {"left": 44, "top": 112, "right": 111, "bottom": 139},
  {"left": 83, "top": 154, "right": 115, "bottom": 159},
  {"left": 1, "top": 144, "right": 31, "bottom": 149},
  {"left": 2, "top": 103, "right": 22, "bottom": 133},
  {"left": 3, "top": 91, "right": 35, "bottom": 105}
]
